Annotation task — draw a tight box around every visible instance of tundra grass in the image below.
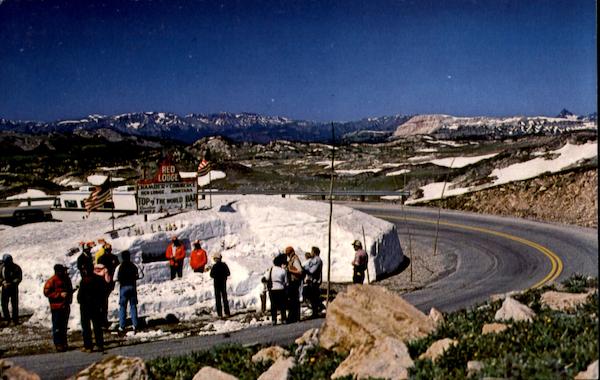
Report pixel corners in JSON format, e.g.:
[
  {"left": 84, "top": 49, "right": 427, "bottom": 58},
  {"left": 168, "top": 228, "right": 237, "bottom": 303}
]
[{"left": 147, "top": 275, "right": 597, "bottom": 380}]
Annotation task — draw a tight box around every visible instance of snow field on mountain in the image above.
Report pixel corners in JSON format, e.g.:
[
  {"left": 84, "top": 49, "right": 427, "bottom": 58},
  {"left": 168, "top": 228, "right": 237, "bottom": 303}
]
[
  {"left": 407, "top": 141, "right": 597, "bottom": 203},
  {"left": 0, "top": 195, "right": 403, "bottom": 330}
]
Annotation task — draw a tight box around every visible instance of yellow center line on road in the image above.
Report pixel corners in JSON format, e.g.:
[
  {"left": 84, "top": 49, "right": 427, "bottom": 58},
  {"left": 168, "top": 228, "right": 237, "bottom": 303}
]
[{"left": 374, "top": 214, "right": 563, "bottom": 289}]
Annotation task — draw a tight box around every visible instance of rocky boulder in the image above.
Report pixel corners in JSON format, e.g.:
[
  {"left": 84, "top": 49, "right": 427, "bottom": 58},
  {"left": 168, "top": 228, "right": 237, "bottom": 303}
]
[
  {"left": 69, "top": 355, "right": 147, "bottom": 380},
  {"left": 252, "top": 346, "right": 290, "bottom": 364},
  {"left": 574, "top": 360, "right": 599, "bottom": 380},
  {"left": 494, "top": 297, "right": 536, "bottom": 322},
  {"left": 428, "top": 307, "right": 444, "bottom": 326},
  {"left": 319, "top": 285, "right": 435, "bottom": 353},
  {"left": 257, "top": 357, "right": 295, "bottom": 380},
  {"left": 418, "top": 338, "right": 458, "bottom": 362},
  {"left": 331, "top": 337, "right": 414, "bottom": 380},
  {"left": 0, "top": 359, "right": 40, "bottom": 380},
  {"left": 295, "top": 328, "right": 320, "bottom": 364},
  {"left": 540, "top": 290, "right": 593, "bottom": 312},
  {"left": 482, "top": 323, "right": 508, "bottom": 335},
  {"left": 192, "top": 367, "right": 238, "bottom": 380}
]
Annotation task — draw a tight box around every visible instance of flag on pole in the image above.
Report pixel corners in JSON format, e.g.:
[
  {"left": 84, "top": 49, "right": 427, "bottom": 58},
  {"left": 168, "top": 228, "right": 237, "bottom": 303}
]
[
  {"left": 197, "top": 158, "right": 211, "bottom": 177},
  {"left": 84, "top": 177, "right": 112, "bottom": 213}
]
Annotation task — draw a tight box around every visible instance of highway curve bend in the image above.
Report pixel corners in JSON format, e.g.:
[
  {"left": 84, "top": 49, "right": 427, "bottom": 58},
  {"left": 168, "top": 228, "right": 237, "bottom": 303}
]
[{"left": 354, "top": 204, "right": 598, "bottom": 313}]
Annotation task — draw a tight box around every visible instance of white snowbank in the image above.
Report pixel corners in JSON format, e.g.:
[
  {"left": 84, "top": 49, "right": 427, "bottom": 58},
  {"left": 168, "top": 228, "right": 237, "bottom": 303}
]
[{"left": 0, "top": 196, "right": 403, "bottom": 331}]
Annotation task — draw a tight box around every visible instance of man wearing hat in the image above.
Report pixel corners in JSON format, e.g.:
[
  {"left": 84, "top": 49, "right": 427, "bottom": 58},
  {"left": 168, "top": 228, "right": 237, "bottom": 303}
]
[
  {"left": 351, "top": 240, "right": 368, "bottom": 284},
  {"left": 165, "top": 235, "right": 186, "bottom": 280},
  {"left": 1, "top": 254, "right": 22, "bottom": 325},
  {"left": 44, "top": 264, "right": 73, "bottom": 352},
  {"left": 209, "top": 252, "right": 230, "bottom": 318}
]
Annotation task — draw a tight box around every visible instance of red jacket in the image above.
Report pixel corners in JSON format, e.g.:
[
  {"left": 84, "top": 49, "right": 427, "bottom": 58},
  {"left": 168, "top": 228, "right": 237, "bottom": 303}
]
[
  {"left": 190, "top": 249, "right": 208, "bottom": 271},
  {"left": 166, "top": 243, "right": 186, "bottom": 267},
  {"left": 44, "top": 274, "right": 73, "bottom": 310}
]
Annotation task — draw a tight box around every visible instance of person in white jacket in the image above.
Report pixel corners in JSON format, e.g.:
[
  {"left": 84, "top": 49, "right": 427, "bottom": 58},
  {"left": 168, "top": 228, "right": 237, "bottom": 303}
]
[{"left": 263, "top": 253, "right": 288, "bottom": 325}]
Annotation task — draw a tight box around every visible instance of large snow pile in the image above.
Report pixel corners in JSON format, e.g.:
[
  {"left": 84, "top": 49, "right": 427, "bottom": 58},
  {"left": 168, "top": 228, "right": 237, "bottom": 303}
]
[{"left": 0, "top": 196, "right": 403, "bottom": 330}]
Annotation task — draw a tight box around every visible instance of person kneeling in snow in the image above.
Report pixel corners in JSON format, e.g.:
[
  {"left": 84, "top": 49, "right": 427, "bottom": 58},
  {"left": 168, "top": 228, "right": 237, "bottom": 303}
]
[
  {"left": 190, "top": 240, "right": 208, "bottom": 273},
  {"left": 115, "top": 251, "right": 143, "bottom": 334},
  {"left": 209, "top": 252, "right": 230, "bottom": 318}
]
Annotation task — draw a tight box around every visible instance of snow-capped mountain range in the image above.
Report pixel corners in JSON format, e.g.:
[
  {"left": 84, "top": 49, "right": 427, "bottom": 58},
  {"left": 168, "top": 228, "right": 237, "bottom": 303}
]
[{"left": 0, "top": 110, "right": 596, "bottom": 144}]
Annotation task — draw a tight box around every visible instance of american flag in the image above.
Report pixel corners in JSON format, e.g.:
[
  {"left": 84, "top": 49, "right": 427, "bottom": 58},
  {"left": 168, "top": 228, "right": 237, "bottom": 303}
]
[
  {"left": 84, "top": 178, "right": 112, "bottom": 213},
  {"left": 197, "top": 158, "right": 211, "bottom": 177}
]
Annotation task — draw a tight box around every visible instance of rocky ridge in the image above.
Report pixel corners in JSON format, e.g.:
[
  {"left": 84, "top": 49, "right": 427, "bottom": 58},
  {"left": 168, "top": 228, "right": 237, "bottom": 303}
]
[{"left": 424, "top": 168, "right": 598, "bottom": 228}]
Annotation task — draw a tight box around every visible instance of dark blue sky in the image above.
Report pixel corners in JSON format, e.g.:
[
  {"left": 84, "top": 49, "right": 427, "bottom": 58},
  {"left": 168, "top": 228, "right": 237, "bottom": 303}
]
[{"left": 0, "top": 0, "right": 596, "bottom": 122}]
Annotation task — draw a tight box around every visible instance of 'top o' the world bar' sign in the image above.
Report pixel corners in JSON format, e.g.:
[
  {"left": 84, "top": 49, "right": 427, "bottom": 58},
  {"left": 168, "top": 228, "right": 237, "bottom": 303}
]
[{"left": 137, "top": 159, "right": 197, "bottom": 214}]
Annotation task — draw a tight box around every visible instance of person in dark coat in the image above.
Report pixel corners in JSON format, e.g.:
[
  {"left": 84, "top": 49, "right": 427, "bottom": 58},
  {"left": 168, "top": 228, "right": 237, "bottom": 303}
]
[
  {"left": 44, "top": 264, "right": 73, "bottom": 352},
  {"left": 97, "top": 243, "right": 120, "bottom": 327},
  {"left": 209, "top": 252, "right": 230, "bottom": 318},
  {"left": 115, "top": 250, "right": 143, "bottom": 333},
  {"left": 77, "top": 242, "right": 95, "bottom": 274},
  {"left": 77, "top": 262, "right": 106, "bottom": 352},
  {"left": 285, "top": 246, "right": 303, "bottom": 323},
  {"left": 1, "top": 254, "right": 22, "bottom": 325}
]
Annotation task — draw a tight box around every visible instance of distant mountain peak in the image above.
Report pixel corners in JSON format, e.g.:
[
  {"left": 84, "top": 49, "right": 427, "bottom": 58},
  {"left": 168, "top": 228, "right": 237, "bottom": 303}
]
[{"left": 557, "top": 109, "right": 574, "bottom": 118}]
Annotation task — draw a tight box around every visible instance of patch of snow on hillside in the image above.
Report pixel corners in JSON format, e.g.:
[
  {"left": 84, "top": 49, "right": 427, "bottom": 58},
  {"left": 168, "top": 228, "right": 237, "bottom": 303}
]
[
  {"left": 407, "top": 141, "right": 597, "bottom": 204},
  {"left": 408, "top": 155, "right": 436, "bottom": 163},
  {"left": 416, "top": 148, "right": 438, "bottom": 153},
  {"left": 490, "top": 142, "right": 597, "bottom": 185},
  {"left": 315, "top": 160, "right": 345, "bottom": 168},
  {"left": 426, "top": 140, "right": 468, "bottom": 147},
  {"left": 335, "top": 169, "right": 382, "bottom": 176},
  {"left": 6, "top": 189, "right": 47, "bottom": 199},
  {"left": 429, "top": 153, "right": 498, "bottom": 168},
  {"left": 381, "top": 163, "right": 403, "bottom": 168},
  {"left": 0, "top": 196, "right": 402, "bottom": 331},
  {"left": 386, "top": 169, "right": 411, "bottom": 177}
]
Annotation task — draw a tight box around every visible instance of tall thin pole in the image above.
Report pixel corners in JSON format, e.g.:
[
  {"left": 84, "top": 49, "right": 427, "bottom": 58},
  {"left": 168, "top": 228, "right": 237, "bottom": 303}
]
[
  {"left": 326, "top": 123, "right": 335, "bottom": 308},
  {"left": 433, "top": 157, "right": 455, "bottom": 255},
  {"left": 110, "top": 173, "right": 115, "bottom": 231},
  {"left": 208, "top": 170, "right": 212, "bottom": 209}
]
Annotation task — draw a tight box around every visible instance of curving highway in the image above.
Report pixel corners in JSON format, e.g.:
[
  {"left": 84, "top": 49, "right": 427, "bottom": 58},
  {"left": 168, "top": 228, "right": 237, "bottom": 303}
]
[
  {"left": 9, "top": 204, "right": 598, "bottom": 378},
  {"left": 354, "top": 204, "right": 597, "bottom": 312}
]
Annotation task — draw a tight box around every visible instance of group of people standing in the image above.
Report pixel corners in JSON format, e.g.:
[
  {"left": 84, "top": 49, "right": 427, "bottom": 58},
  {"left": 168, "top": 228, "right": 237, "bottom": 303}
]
[
  {"left": 43, "top": 240, "right": 143, "bottom": 353},
  {"left": 262, "top": 245, "right": 324, "bottom": 325},
  {"left": 2, "top": 235, "right": 369, "bottom": 353}
]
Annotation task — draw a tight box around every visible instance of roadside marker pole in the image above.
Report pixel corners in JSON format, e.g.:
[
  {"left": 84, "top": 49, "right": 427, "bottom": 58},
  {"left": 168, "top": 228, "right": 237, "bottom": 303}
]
[
  {"left": 326, "top": 123, "right": 335, "bottom": 309},
  {"left": 433, "top": 157, "right": 455, "bottom": 255}
]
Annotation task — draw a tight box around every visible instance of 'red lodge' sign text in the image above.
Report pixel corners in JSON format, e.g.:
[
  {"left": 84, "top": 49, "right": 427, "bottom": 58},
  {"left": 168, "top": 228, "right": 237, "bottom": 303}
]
[
  {"left": 137, "top": 158, "right": 197, "bottom": 214},
  {"left": 156, "top": 162, "right": 180, "bottom": 182}
]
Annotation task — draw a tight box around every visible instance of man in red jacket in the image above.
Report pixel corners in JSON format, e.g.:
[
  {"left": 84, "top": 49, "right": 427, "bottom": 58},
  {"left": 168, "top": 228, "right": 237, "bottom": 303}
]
[
  {"left": 190, "top": 240, "right": 208, "bottom": 273},
  {"left": 43, "top": 264, "right": 73, "bottom": 352},
  {"left": 165, "top": 235, "right": 186, "bottom": 280}
]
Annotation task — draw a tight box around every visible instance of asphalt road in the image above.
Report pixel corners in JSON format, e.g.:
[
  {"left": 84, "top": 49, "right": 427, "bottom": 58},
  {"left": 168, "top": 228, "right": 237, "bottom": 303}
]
[{"left": 8, "top": 205, "right": 598, "bottom": 379}]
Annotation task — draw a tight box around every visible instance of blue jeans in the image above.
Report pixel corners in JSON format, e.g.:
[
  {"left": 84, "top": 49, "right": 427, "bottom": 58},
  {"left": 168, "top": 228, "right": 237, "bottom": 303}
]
[{"left": 119, "top": 285, "right": 138, "bottom": 330}]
